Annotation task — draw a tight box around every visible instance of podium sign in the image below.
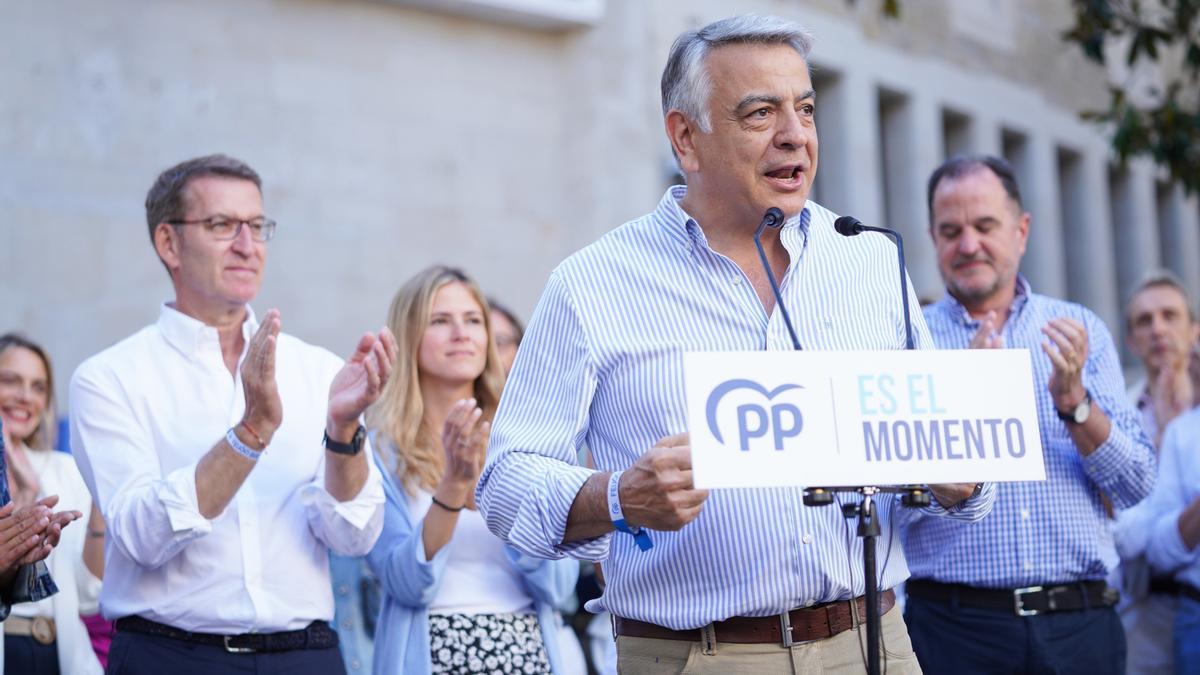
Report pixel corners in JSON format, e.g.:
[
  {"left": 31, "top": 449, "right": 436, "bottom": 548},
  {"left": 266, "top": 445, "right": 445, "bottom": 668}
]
[{"left": 684, "top": 349, "right": 1046, "bottom": 489}]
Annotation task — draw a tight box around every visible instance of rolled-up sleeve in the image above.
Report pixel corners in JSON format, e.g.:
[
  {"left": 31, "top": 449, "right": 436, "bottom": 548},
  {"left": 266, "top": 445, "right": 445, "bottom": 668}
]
[
  {"left": 69, "top": 362, "right": 212, "bottom": 570},
  {"left": 301, "top": 437, "right": 385, "bottom": 557},
  {"left": 1077, "top": 317, "right": 1156, "bottom": 510},
  {"left": 477, "top": 270, "right": 610, "bottom": 561},
  {"left": 1146, "top": 413, "right": 1200, "bottom": 573}
]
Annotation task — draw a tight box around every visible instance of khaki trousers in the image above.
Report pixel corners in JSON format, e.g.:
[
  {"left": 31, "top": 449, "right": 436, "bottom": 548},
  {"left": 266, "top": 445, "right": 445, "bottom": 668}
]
[{"left": 616, "top": 606, "right": 921, "bottom": 675}]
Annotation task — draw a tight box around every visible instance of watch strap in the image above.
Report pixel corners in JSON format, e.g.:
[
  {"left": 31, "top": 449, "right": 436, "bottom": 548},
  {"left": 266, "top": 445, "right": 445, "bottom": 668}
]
[{"left": 323, "top": 424, "right": 365, "bottom": 455}]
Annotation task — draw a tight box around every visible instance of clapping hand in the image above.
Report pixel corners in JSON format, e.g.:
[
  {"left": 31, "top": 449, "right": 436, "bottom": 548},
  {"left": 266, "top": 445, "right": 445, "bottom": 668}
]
[
  {"left": 1042, "top": 317, "right": 1089, "bottom": 411},
  {"left": 435, "top": 399, "right": 490, "bottom": 509},
  {"left": 328, "top": 328, "right": 399, "bottom": 433},
  {"left": 240, "top": 309, "right": 283, "bottom": 445},
  {"left": 0, "top": 495, "right": 81, "bottom": 574}
]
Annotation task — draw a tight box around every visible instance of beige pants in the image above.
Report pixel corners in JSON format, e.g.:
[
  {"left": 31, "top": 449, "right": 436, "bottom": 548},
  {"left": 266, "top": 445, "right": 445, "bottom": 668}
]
[{"left": 616, "top": 606, "right": 922, "bottom": 675}]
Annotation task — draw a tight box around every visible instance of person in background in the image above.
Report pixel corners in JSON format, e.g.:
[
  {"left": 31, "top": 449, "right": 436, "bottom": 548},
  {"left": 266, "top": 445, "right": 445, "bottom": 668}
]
[
  {"left": 0, "top": 333, "right": 100, "bottom": 674},
  {"left": 70, "top": 154, "right": 392, "bottom": 674},
  {"left": 488, "top": 300, "right": 524, "bottom": 377},
  {"left": 1113, "top": 271, "right": 1200, "bottom": 674},
  {"left": 905, "top": 155, "right": 1155, "bottom": 674},
  {"left": 367, "top": 265, "right": 577, "bottom": 674}
]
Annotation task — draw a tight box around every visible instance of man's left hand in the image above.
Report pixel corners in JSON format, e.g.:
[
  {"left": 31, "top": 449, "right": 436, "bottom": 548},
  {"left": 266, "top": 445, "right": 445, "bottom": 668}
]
[
  {"left": 327, "top": 328, "right": 398, "bottom": 436},
  {"left": 1041, "top": 317, "right": 1089, "bottom": 412}
]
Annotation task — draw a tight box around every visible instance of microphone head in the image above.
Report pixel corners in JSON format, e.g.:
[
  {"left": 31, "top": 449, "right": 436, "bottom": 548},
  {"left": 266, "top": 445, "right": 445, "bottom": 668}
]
[
  {"left": 763, "top": 207, "right": 785, "bottom": 229},
  {"left": 834, "top": 216, "right": 864, "bottom": 237}
]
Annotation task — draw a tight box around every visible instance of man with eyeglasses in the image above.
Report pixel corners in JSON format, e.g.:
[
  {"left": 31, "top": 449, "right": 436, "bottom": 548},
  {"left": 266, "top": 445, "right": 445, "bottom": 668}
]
[{"left": 68, "top": 154, "right": 395, "bottom": 674}]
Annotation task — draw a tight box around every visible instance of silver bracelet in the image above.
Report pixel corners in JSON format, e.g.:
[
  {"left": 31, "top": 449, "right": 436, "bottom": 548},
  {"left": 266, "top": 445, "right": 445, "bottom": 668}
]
[{"left": 225, "top": 427, "right": 262, "bottom": 461}]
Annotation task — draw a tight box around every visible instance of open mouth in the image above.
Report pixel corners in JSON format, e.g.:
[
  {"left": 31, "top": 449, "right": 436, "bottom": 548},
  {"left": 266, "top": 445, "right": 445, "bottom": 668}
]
[
  {"left": 0, "top": 407, "right": 33, "bottom": 423},
  {"left": 764, "top": 165, "right": 805, "bottom": 188}
]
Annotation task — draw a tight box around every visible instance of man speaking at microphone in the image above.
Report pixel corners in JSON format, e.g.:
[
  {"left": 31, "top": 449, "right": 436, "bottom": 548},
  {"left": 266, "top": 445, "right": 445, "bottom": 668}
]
[{"left": 477, "top": 15, "right": 994, "bottom": 673}]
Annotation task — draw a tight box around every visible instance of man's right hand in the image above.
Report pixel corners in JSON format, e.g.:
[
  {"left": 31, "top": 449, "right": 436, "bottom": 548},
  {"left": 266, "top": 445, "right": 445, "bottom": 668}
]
[
  {"left": 969, "top": 310, "right": 1004, "bottom": 349},
  {"left": 618, "top": 433, "right": 709, "bottom": 531},
  {"left": 239, "top": 309, "right": 283, "bottom": 445}
]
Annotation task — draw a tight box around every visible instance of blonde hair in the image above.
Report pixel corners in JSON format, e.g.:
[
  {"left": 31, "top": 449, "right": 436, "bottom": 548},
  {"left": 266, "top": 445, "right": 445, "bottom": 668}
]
[
  {"left": 0, "top": 334, "right": 57, "bottom": 450},
  {"left": 367, "top": 266, "right": 505, "bottom": 494}
]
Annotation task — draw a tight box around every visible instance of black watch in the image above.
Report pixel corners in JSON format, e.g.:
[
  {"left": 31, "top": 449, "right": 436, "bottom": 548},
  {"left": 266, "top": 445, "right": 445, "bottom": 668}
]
[
  {"left": 323, "top": 424, "right": 366, "bottom": 456},
  {"left": 1056, "top": 390, "right": 1092, "bottom": 425}
]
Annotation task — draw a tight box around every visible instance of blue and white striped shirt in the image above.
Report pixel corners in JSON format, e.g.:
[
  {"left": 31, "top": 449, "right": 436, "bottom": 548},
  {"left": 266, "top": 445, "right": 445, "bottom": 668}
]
[
  {"left": 904, "top": 278, "right": 1156, "bottom": 588},
  {"left": 477, "top": 187, "right": 995, "bottom": 629}
]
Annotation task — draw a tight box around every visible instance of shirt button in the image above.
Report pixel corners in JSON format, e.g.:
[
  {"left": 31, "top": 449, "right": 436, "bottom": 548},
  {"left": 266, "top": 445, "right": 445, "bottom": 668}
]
[
  {"left": 1023, "top": 561, "right": 1033, "bottom": 571},
  {"left": 1020, "top": 509, "right": 1030, "bottom": 519},
  {"left": 337, "top": 585, "right": 350, "bottom": 595},
  {"left": 804, "top": 599, "right": 815, "bottom": 607},
  {"left": 351, "top": 659, "right": 361, "bottom": 671},
  {"left": 802, "top": 533, "right": 813, "bottom": 545},
  {"left": 732, "top": 276, "right": 742, "bottom": 285}
]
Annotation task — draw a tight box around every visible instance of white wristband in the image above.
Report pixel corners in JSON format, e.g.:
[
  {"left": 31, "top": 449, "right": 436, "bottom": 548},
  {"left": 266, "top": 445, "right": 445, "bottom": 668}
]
[{"left": 226, "top": 427, "right": 261, "bottom": 461}]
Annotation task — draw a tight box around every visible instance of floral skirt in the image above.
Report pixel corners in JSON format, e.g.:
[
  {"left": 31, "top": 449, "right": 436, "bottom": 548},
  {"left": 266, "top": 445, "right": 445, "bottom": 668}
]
[{"left": 429, "top": 612, "right": 551, "bottom": 674}]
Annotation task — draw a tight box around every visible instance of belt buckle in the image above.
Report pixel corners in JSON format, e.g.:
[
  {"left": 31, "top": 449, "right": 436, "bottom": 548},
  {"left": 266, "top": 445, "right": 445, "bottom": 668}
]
[
  {"left": 779, "top": 611, "right": 794, "bottom": 648},
  {"left": 223, "top": 635, "right": 256, "bottom": 653},
  {"left": 31, "top": 617, "right": 55, "bottom": 646},
  {"left": 1013, "top": 585, "right": 1044, "bottom": 616}
]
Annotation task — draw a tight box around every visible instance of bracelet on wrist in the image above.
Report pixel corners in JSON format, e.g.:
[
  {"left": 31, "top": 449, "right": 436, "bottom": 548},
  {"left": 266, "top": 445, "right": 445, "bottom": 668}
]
[
  {"left": 226, "top": 427, "right": 263, "bottom": 461},
  {"left": 240, "top": 420, "right": 267, "bottom": 450},
  {"left": 86, "top": 529, "right": 106, "bottom": 538},
  {"left": 431, "top": 496, "right": 465, "bottom": 512},
  {"left": 607, "top": 470, "right": 653, "bottom": 552}
]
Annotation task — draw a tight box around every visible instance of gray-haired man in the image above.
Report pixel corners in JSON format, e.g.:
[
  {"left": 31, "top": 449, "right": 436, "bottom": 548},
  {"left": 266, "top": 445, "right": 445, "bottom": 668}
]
[
  {"left": 1113, "top": 271, "right": 1200, "bottom": 674},
  {"left": 477, "top": 15, "right": 993, "bottom": 673}
]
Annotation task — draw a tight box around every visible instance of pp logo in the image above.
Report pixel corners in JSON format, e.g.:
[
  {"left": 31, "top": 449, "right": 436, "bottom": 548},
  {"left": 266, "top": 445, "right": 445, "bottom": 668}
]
[{"left": 705, "top": 379, "right": 804, "bottom": 452}]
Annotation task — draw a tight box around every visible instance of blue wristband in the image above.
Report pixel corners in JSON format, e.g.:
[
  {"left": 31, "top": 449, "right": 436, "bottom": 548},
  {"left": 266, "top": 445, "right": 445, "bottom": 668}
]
[
  {"left": 226, "top": 427, "right": 262, "bottom": 461},
  {"left": 608, "top": 470, "right": 653, "bottom": 551}
]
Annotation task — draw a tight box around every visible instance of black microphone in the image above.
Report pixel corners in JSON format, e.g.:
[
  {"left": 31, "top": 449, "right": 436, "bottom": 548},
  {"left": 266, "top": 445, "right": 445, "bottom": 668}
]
[
  {"left": 833, "top": 216, "right": 916, "bottom": 350},
  {"left": 753, "top": 207, "right": 802, "bottom": 350}
]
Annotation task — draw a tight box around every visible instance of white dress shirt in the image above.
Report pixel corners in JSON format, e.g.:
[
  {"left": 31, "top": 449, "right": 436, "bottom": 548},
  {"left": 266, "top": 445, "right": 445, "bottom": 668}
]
[{"left": 69, "top": 304, "right": 384, "bottom": 633}]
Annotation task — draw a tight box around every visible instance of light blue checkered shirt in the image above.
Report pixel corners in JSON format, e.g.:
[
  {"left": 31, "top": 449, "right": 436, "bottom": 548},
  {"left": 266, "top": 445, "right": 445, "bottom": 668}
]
[
  {"left": 476, "top": 187, "right": 995, "bottom": 629},
  {"left": 903, "top": 277, "right": 1156, "bottom": 588}
]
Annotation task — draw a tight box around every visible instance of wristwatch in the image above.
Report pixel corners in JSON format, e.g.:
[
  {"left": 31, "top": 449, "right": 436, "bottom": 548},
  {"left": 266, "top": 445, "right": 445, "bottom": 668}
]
[
  {"left": 1056, "top": 390, "right": 1092, "bottom": 425},
  {"left": 323, "top": 424, "right": 366, "bottom": 455}
]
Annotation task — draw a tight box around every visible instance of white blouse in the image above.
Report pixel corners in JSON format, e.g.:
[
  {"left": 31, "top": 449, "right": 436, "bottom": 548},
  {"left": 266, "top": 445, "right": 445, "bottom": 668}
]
[{"left": 406, "top": 491, "right": 534, "bottom": 615}]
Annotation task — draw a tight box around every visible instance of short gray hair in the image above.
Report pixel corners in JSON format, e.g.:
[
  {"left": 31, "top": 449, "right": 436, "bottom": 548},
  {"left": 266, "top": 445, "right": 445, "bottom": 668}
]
[
  {"left": 661, "top": 15, "right": 814, "bottom": 133},
  {"left": 1126, "top": 269, "right": 1198, "bottom": 330}
]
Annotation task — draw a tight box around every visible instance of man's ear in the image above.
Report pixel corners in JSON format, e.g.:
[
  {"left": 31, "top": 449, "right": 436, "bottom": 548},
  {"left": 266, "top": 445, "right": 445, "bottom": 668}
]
[
  {"left": 665, "top": 110, "right": 702, "bottom": 175},
  {"left": 153, "top": 223, "right": 182, "bottom": 273}
]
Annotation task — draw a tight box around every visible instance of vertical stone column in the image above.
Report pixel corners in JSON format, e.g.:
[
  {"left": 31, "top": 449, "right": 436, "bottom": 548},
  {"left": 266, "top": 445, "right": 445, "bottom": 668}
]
[
  {"left": 1112, "top": 159, "right": 1163, "bottom": 301},
  {"left": 1071, "top": 146, "right": 1120, "bottom": 335},
  {"left": 1019, "top": 133, "right": 1067, "bottom": 299},
  {"left": 880, "top": 91, "right": 944, "bottom": 300},
  {"left": 1162, "top": 185, "right": 1200, "bottom": 299},
  {"left": 814, "top": 69, "right": 884, "bottom": 228}
]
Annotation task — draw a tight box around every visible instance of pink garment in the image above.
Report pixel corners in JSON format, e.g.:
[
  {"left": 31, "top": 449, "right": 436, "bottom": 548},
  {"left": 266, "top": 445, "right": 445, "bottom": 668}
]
[{"left": 81, "top": 612, "right": 113, "bottom": 668}]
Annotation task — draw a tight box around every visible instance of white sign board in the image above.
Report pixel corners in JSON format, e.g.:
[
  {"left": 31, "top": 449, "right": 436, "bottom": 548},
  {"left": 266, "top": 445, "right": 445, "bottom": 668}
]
[{"left": 684, "top": 349, "right": 1046, "bottom": 489}]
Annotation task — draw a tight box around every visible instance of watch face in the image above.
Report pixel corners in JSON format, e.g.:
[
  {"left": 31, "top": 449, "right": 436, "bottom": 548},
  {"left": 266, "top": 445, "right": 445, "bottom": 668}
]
[{"left": 1073, "top": 398, "right": 1091, "bottom": 424}]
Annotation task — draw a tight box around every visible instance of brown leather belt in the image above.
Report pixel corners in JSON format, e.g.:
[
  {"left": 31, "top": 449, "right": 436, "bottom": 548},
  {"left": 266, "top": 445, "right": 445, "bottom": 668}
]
[
  {"left": 614, "top": 589, "right": 895, "bottom": 646},
  {"left": 4, "top": 616, "right": 56, "bottom": 645}
]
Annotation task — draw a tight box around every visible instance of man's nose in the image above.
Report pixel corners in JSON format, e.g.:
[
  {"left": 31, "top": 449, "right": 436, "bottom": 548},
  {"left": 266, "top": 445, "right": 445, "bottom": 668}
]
[
  {"left": 774, "top": 108, "right": 812, "bottom": 150},
  {"left": 230, "top": 222, "right": 256, "bottom": 253}
]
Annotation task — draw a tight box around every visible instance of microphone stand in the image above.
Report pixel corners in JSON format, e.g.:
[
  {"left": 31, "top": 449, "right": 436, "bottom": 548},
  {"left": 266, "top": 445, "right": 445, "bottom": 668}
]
[{"left": 754, "top": 208, "right": 928, "bottom": 675}]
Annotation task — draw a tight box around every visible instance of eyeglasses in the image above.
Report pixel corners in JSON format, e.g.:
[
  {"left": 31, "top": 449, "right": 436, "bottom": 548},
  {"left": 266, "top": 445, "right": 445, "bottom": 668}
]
[{"left": 167, "top": 217, "right": 277, "bottom": 242}]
